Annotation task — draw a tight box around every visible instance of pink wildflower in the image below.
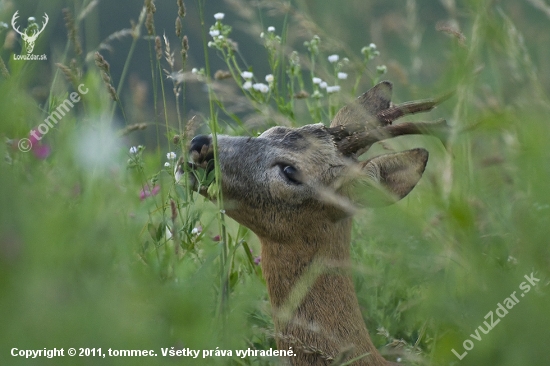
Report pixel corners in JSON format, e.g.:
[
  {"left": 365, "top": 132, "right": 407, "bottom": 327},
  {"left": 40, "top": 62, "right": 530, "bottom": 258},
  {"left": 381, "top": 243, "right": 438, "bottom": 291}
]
[
  {"left": 140, "top": 185, "right": 160, "bottom": 200},
  {"left": 32, "top": 144, "right": 51, "bottom": 159},
  {"left": 29, "top": 129, "right": 42, "bottom": 145},
  {"left": 28, "top": 128, "right": 51, "bottom": 159}
]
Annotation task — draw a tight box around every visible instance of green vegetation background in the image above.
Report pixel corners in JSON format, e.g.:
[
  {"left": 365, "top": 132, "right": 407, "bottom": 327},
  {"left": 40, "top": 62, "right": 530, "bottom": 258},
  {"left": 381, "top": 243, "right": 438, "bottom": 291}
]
[{"left": 1, "top": 0, "right": 549, "bottom": 365}]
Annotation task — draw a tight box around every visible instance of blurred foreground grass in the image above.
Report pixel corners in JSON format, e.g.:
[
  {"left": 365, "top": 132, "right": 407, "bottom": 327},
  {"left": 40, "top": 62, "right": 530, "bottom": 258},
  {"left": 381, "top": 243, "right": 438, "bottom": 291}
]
[{"left": 1, "top": 0, "right": 550, "bottom": 365}]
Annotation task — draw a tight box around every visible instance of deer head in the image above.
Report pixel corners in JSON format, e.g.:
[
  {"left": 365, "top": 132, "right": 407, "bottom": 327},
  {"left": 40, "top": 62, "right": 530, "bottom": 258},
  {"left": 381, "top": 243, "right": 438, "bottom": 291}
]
[
  {"left": 11, "top": 11, "right": 49, "bottom": 54},
  {"left": 178, "top": 81, "right": 448, "bottom": 365},
  {"left": 182, "top": 81, "right": 448, "bottom": 234}
]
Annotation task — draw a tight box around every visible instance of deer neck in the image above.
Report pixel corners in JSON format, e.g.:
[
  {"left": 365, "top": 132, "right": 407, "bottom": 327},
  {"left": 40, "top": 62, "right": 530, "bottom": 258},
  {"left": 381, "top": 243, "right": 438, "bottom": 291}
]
[{"left": 259, "top": 217, "right": 388, "bottom": 366}]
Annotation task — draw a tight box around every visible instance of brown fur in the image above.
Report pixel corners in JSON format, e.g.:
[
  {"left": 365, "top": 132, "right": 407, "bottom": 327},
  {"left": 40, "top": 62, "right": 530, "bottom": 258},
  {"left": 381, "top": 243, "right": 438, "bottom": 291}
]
[{"left": 261, "top": 218, "right": 388, "bottom": 365}]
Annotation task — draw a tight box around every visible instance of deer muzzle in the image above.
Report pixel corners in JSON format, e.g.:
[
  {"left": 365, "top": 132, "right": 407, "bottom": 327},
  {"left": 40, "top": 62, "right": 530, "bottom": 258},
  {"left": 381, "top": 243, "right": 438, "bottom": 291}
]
[{"left": 189, "top": 134, "right": 214, "bottom": 169}]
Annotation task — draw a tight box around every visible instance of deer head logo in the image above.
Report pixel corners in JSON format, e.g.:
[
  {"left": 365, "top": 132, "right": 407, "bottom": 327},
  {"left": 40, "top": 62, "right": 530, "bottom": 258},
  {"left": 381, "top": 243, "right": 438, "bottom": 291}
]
[{"left": 11, "top": 11, "right": 49, "bottom": 54}]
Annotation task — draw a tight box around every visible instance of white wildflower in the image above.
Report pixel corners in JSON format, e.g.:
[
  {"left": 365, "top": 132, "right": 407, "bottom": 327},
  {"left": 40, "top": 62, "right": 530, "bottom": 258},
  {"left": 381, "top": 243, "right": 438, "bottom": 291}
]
[
  {"left": 243, "top": 81, "right": 252, "bottom": 90},
  {"left": 267, "top": 26, "right": 275, "bottom": 32},
  {"left": 191, "top": 227, "right": 199, "bottom": 235},
  {"left": 328, "top": 54, "right": 339, "bottom": 63},
  {"left": 129, "top": 146, "right": 138, "bottom": 154},
  {"left": 214, "top": 13, "right": 225, "bottom": 20},
  {"left": 337, "top": 72, "right": 348, "bottom": 80},
  {"left": 376, "top": 65, "right": 387, "bottom": 74},
  {"left": 209, "top": 29, "right": 220, "bottom": 37},
  {"left": 191, "top": 68, "right": 198, "bottom": 74},
  {"left": 253, "top": 83, "right": 270, "bottom": 93},
  {"left": 241, "top": 71, "right": 253, "bottom": 79},
  {"left": 265, "top": 74, "right": 274, "bottom": 83},
  {"left": 326, "top": 85, "right": 341, "bottom": 93},
  {"left": 369, "top": 43, "right": 376, "bottom": 49},
  {"left": 218, "top": 35, "right": 224, "bottom": 40},
  {"left": 312, "top": 77, "right": 322, "bottom": 84},
  {"left": 167, "top": 152, "right": 177, "bottom": 160},
  {"left": 320, "top": 81, "right": 328, "bottom": 89},
  {"left": 164, "top": 162, "right": 171, "bottom": 167}
]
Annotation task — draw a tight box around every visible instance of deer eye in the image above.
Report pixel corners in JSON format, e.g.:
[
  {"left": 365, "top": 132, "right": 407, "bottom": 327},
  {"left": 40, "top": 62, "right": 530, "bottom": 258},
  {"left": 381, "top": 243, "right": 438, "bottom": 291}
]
[{"left": 279, "top": 164, "right": 301, "bottom": 185}]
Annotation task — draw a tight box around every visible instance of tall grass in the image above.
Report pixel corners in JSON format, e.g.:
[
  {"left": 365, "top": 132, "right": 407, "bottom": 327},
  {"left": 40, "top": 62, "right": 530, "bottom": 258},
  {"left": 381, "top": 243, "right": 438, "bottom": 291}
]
[{"left": 0, "top": 0, "right": 549, "bottom": 365}]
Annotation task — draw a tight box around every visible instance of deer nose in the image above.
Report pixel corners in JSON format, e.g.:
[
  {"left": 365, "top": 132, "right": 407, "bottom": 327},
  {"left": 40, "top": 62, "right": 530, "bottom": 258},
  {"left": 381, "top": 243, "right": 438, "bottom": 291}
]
[
  {"left": 190, "top": 135, "right": 211, "bottom": 154},
  {"left": 189, "top": 134, "right": 213, "bottom": 165}
]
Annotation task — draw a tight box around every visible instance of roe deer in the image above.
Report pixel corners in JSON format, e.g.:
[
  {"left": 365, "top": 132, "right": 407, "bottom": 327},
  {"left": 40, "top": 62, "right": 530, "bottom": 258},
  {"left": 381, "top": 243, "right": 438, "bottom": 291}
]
[{"left": 179, "top": 81, "right": 449, "bottom": 365}]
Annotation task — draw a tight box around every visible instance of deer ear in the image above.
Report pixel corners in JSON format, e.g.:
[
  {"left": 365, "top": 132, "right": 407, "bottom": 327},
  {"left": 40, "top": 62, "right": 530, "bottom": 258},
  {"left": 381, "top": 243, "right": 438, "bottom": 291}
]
[
  {"left": 357, "top": 80, "right": 393, "bottom": 115},
  {"left": 352, "top": 148, "right": 428, "bottom": 207},
  {"left": 330, "top": 81, "right": 393, "bottom": 128}
]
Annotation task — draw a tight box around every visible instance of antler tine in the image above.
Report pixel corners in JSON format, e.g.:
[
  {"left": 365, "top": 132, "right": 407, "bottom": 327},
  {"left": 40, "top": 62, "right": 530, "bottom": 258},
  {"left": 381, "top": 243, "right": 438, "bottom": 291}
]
[
  {"left": 377, "top": 91, "right": 454, "bottom": 125},
  {"left": 334, "top": 118, "right": 449, "bottom": 156}
]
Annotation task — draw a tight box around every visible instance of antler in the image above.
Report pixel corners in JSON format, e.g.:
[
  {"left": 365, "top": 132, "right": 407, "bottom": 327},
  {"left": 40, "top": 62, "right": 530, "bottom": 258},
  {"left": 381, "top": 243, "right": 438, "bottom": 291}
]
[
  {"left": 11, "top": 11, "right": 24, "bottom": 36},
  {"left": 10, "top": 12, "right": 49, "bottom": 37},
  {"left": 326, "top": 81, "right": 451, "bottom": 156},
  {"left": 37, "top": 13, "right": 49, "bottom": 36}
]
